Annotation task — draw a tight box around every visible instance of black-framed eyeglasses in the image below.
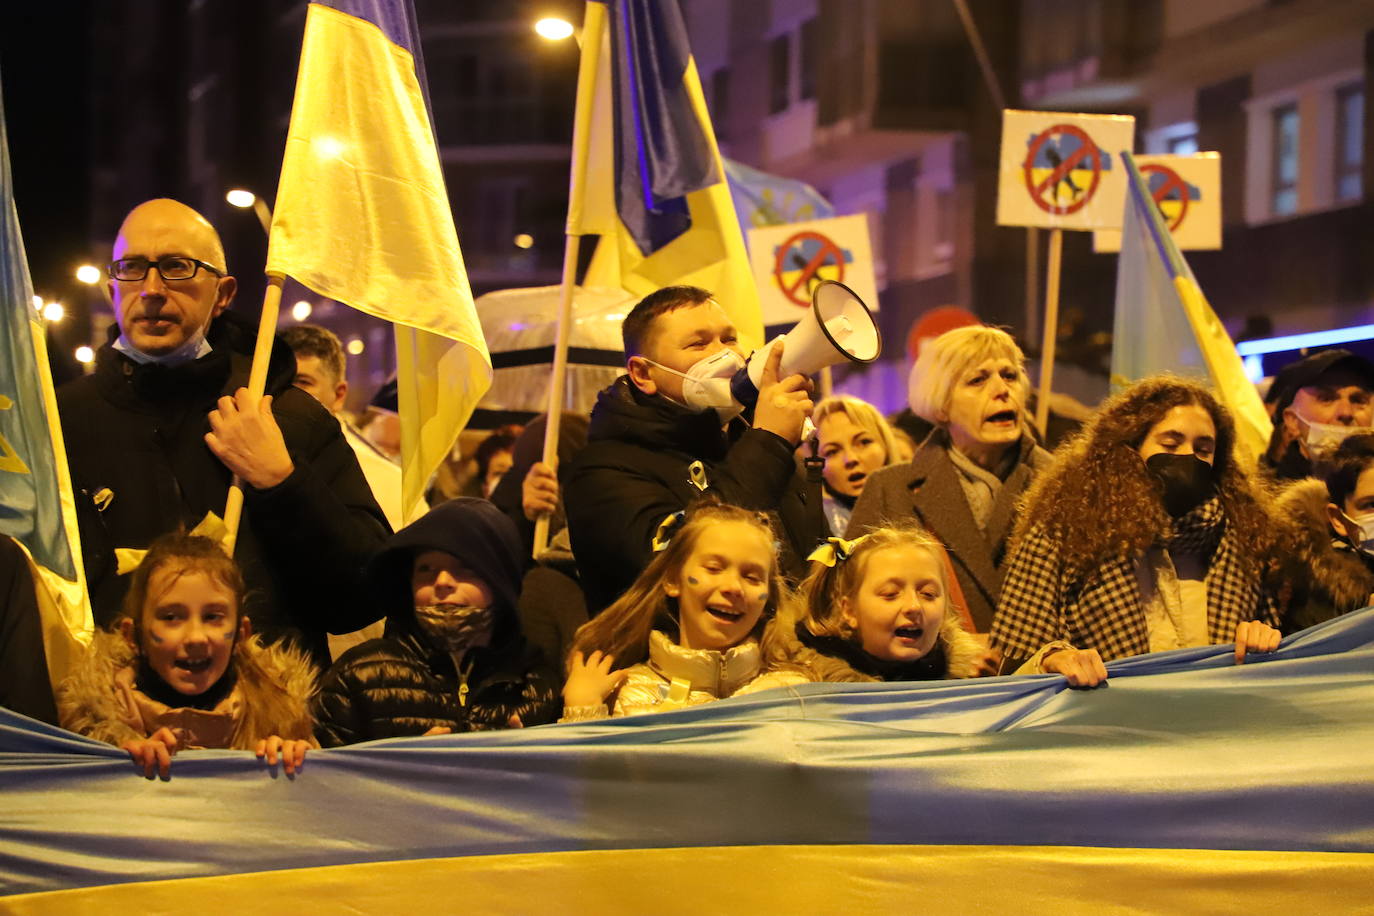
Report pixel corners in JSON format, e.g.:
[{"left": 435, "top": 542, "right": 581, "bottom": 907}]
[{"left": 107, "top": 257, "right": 225, "bottom": 282}]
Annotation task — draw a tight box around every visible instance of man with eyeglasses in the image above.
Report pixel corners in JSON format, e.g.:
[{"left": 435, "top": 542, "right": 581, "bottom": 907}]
[{"left": 56, "top": 198, "right": 389, "bottom": 669}]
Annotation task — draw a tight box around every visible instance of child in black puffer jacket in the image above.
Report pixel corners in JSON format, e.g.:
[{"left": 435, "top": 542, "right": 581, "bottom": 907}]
[{"left": 314, "top": 498, "right": 559, "bottom": 746}]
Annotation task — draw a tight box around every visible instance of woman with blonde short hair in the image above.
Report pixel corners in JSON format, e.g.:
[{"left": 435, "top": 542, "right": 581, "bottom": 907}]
[
  {"left": 847, "top": 325, "right": 1052, "bottom": 636},
  {"left": 810, "top": 395, "right": 900, "bottom": 535}
]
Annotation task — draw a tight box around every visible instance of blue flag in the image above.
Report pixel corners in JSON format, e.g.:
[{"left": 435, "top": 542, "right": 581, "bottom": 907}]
[
  {"left": 723, "top": 157, "right": 835, "bottom": 243},
  {"left": 0, "top": 75, "right": 75, "bottom": 580},
  {"left": 3, "top": 610, "right": 1373, "bottom": 908}
]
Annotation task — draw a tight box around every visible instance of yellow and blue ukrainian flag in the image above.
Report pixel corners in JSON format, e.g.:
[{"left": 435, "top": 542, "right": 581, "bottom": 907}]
[
  {"left": 3, "top": 610, "right": 1373, "bottom": 912},
  {"left": 574, "top": 0, "right": 764, "bottom": 349},
  {"left": 266, "top": 0, "right": 491, "bottom": 523},
  {"left": 1111, "top": 151, "right": 1270, "bottom": 465},
  {"left": 0, "top": 72, "right": 90, "bottom": 684}
]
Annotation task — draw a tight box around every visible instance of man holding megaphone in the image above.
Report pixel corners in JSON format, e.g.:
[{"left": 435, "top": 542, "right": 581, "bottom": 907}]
[{"left": 564, "top": 283, "right": 881, "bottom": 613}]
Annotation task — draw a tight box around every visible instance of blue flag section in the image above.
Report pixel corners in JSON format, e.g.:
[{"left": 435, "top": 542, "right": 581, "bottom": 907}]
[
  {"left": 595, "top": 0, "right": 720, "bottom": 254},
  {"left": 723, "top": 157, "right": 835, "bottom": 230},
  {"left": 0, "top": 77, "right": 75, "bottom": 581},
  {"left": 3, "top": 611, "right": 1374, "bottom": 909}
]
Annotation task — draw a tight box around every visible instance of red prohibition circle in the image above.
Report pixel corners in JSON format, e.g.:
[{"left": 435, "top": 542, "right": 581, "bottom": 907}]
[
  {"left": 1022, "top": 124, "right": 1105, "bottom": 215},
  {"left": 772, "top": 231, "right": 846, "bottom": 307},
  {"left": 1141, "top": 163, "right": 1191, "bottom": 231}
]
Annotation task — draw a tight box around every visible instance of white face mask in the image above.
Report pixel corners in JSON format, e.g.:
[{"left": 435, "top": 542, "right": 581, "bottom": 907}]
[
  {"left": 646, "top": 348, "right": 746, "bottom": 424},
  {"left": 1337, "top": 510, "right": 1374, "bottom": 555},
  {"left": 1294, "top": 409, "right": 1374, "bottom": 456}
]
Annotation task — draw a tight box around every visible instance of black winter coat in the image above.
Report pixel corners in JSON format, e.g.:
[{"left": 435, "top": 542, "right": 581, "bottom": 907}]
[
  {"left": 565, "top": 376, "right": 827, "bottom": 613},
  {"left": 312, "top": 629, "right": 561, "bottom": 746},
  {"left": 56, "top": 313, "right": 390, "bottom": 668}
]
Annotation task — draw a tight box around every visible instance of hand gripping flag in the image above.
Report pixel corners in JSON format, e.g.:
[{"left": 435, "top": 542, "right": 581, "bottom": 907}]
[
  {"left": 0, "top": 72, "right": 91, "bottom": 684},
  {"left": 574, "top": 0, "right": 763, "bottom": 349},
  {"left": 1111, "top": 151, "right": 1270, "bottom": 466},
  {"left": 266, "top": 0, "right": 491, "bottom": 522}
]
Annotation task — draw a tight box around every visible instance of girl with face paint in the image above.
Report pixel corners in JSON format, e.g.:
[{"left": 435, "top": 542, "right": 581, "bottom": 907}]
[
  {"left": 990, "top": 377, "right": 1288, "bottom": 670},
  {"left": 56, "top": 534, "right": 317, "bottom": 779},
  {"left": 560, "top": 501, "right": 796, "bottom": 720}
]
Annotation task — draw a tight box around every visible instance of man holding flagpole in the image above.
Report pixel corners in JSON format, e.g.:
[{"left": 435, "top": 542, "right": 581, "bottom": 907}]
[{"left": 57, "top": 199, "right": 389, "bottom": 669}]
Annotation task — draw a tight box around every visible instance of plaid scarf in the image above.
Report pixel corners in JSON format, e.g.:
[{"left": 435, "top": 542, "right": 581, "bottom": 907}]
[{"left": 993, "top": 495, "right": 1279, "bottom": 662}]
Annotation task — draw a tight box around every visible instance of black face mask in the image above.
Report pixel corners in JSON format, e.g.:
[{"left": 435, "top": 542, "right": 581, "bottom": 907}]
[{"left": 1145, "top": 452, "right": 1216, "bottom": 518}]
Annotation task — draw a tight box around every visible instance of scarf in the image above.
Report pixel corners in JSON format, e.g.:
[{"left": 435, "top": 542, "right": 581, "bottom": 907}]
[{"left": 796, "top": 622, "right": 949, "bottom": 682}]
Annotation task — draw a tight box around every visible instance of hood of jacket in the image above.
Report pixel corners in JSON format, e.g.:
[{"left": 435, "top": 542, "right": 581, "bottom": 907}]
[
  {"left": 587, "top": 375, "right": 737, "bottom": 461},
  {"left": 95, "top": 309, "right": 298, "bottom": 406},
  {"left": 370, "top": 498, "right": 526, "bottom": 646},
  {"left": 1276, "top": 477, "right": 1374, "bottom": 612}
]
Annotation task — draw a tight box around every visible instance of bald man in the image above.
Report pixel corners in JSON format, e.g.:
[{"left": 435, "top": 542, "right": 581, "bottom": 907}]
[{"left": 57, "top": 199, "right": 389, "bottom": 667}]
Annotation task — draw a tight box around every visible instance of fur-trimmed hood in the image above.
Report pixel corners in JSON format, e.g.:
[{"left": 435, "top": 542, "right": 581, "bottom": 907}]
[
  {"left": 761, "top": 599, "right": 987, "bottom": 683},
  {"left": 1274, "top": 478, "right": 1374, "bottom": 617},
  {"left": 57, "top": 628, "right": 317, "bottom": 751}
]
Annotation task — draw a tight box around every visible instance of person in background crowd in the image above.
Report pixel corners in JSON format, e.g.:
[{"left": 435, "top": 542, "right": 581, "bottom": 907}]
[
  {"left": 1263, "top": 349, "right": 1374, "bottom": 481},
  {"left": 282, "top": 324, "right": 404, "bottom": 532},
  {"left": 848, "top": 325, "right": 1052, "bottom": 636},
  {"left": 463, "top": 425, "right": 522, "bottom": 499},
  {"left": 313, "top": 498, "right": 559, "bottom": 746},
  {"left": 992, "top": 376, "right": 1285, "bottom": 668},
  {"left": 57, "top": 199, "right": 388, "bottom": 669},
  {"left": 758, "top": 526, "right": 1006, "bottom": 686},
  {"left": 560, "top": 502, "right": 791, "bottom": 719},
  {"left": 564, "top": 285, "right": 826, "bottom": 613},
  {"left": 0, "top": 537, "right": 59, "bottom": 724},
  {"left": 1277, "top": 434, "right": 1374, "bottom": 633},
  {"left": 57, "top": 533, "right": 316, "bottom": 778},
  {"left": 810, "top": 395, "right": 900, "bottom": 535},
  {"left": 488, "top": 414, "right": 592, "bottom": 676}
]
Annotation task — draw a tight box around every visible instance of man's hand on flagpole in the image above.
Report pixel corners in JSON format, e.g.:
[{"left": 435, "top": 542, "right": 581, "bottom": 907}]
[
  {"left": 206, "top": 389, "right": 295, "bottom": 490},
  {"left": 522, "top": 462, "right": 560, "bottom": 521}
]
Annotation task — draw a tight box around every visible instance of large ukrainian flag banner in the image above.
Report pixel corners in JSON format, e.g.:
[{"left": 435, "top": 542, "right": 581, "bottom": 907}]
[
  {"left": 0, "top": 73, "right": 90, "bottom": 685},
  {"left": 3, "top": 611, "right": 1374, "bottom": 912},
  {"left": 575, "top": 0, "right": 764, "bottom": 350},
  {"left": 266, "top": 0, "right": 490, "bottom": 523},
  {"left": 1110, "top": 151, "right": 1270, "bottom": 466}
]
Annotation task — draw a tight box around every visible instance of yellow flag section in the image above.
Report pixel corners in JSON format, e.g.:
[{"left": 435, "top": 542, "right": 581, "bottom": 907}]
[
  {"left": 6, "top": 845, "right": 1371, "bottom": 915},
  {"left": 996, "top": 109, "right": 1136, "bottom": 231},
  {"left": 748, "top": 213, "right": 880, "bottom": 326},
  {"left": 1095, "top": 153, "right": 1221, "bottom": 253},
  {"left": 573, "top": 0, "right": 764, "bottom": 351},
  {"left": 266, "top": 2, "right": 491, "bottom": 523}
]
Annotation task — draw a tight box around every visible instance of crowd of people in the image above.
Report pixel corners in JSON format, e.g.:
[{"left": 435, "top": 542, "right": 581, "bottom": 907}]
[{"left": 4, "top": 197, "right": 1372, "bottom": 777}]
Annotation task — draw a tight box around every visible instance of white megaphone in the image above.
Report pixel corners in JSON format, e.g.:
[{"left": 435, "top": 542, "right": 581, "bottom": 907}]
[{"left": 730, "top": 280, "right": 882, "bottom": 408}]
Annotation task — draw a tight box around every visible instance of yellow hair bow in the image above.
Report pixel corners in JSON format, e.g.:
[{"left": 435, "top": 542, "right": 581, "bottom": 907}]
[
  {"left": 651, "top": 511, "right": 688, "bottom": 553},
  {"left": 115, "top": 511, "right": 232, "bottom": 575},
  {"left": 807, "top": 535, "right": 868, "bottom": 567}
]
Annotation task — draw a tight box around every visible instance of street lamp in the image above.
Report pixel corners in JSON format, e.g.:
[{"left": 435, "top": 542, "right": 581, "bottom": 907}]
[
  {"left": 534, "top": 17, "right": 575, "bottom": 40},
  {"left": 225, "top": 189, "right": 273, "bottom": 235},
  {"left": 292, "top": 300, "right": 313, "bottom": 322},
  {"left": 75, "top": 264, "right": 101, "bottom": 285},
  {"left": 75, "top": 346, "right": 95, "bottom": 364},
  {"left": 42, "top": 302, "right": 64, "bottom": 322}
]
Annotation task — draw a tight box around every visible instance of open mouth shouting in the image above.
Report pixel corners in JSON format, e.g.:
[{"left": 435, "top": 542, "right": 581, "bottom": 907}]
[
  {"left": 894, "top": 625, "right": 925, "bottom": 643},
  {"left": 174, "top": 657, "right": 214, "bottom": 673},
  {"left": 984, "top": 409, "right": 1019, "bottom": 429},
  {"left": 706, "top": 603, "right": 745, "bottom": 626}
]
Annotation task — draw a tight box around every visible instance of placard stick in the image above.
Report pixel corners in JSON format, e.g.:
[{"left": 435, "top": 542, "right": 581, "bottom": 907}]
[
  {"left": 1034, "top": 229, "right": 1062, "bottom": 438},
  {"left": 222, "top": 272, "right": 284, "bottom": 555}
]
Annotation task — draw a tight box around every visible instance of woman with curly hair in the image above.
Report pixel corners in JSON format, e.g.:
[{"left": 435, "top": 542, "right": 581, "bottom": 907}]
[{"left": 990, "top": 376, "right": 1285, "bottom": 670}]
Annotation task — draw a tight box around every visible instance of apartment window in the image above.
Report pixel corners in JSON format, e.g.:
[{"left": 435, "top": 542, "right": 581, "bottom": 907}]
[
  {"left": 769, "top": 34, "right": 791, "bottom": 115},
  {"left": 1166, "top": 133, "right": 1199, "bottom": 155},
  {"left": 799, "top": 17, "right": 819, "bottom": 102},
  {"left": 1271, "top": 103, "right": 1299, "bottom": 216},
  {"left": 1335, "top": 83, "right": 1364, "bottom": 202}
]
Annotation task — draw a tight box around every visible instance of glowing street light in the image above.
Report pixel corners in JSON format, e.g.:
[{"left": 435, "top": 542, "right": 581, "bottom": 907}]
[
  {"left": 346, "top": 338, "right": 365, "bottom": 356},
  {"left": 75, "top": 264, "right": 102, "bottom": 285},
  {"left": 42, "top": 302, "right": 65, "bottom": 322},
  {"left": 534, "top": 17, "right": 575, "bottom": 40},
  {"left": 514, "top": 233, "right": 534, "bottom": 249},
  {"left": 292, "top": 300, "right": 313, "bottom": 322},
  {"left": 225, "top": 188, "right": 273, "bottom": 234},
  {"left": 75, "top": 346, "right": 95, "bottom": 364}
]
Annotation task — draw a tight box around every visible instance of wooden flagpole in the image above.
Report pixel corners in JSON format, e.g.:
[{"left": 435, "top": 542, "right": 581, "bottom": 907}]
[
  {"left": 1034, "top": 228, "right": 1062, "bottom": 438},
  {"left": 534, "top": 0, "right": 606, "bottom": 558}
]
